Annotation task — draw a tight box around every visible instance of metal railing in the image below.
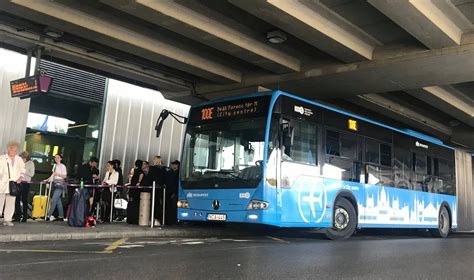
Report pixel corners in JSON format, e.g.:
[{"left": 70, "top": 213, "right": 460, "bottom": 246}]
[{"left": 40, "top": 181, "right": 165, "bottom": 229}]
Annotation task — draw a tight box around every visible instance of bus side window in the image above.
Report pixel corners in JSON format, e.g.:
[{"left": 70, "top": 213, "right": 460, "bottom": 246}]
[{"left": 286, "top": 120, "right": 317, "bottom": 165}]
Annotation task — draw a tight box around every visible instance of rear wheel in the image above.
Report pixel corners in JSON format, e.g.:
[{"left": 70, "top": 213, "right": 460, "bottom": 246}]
[
  {"left": 430, "top": 206, "right": 450, "bottom": 238},
  {"left": 325, "top": 198, "right": 357, "bottom": 240}
]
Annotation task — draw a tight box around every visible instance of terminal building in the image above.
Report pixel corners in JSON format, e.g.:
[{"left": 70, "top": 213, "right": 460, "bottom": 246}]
[{"left": 0, "top": 1, "right": 472, "bottom": 230}]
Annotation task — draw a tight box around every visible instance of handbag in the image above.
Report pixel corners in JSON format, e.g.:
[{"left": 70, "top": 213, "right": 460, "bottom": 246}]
[
  {"left": 6, "top": 162, "right": 20, "bottom": 197},
  {"left": 114, "top": 192, "right": 128, "bottom": 209}
]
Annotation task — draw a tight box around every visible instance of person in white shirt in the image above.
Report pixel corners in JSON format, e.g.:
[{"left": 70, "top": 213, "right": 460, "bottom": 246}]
[
  {"left": 45, "top": 154, "right": 67, "bottom": 221},
  {"left": 101, "top": 161, "right": 119, "bottom": 222},
  {"left": 0, "top": 141, "right": 25, "bottom": 226},
  {"left": 14, "top": 151, "right": 35, "bottom": 223}
]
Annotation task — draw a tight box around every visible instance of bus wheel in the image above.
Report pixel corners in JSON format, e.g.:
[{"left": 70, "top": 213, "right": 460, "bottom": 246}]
[
  {"left": 430, "top": 206, "right": 450, "bottom": 238},
  {"left": 325, "top": 198, "right": 356, "bottom": 241}
]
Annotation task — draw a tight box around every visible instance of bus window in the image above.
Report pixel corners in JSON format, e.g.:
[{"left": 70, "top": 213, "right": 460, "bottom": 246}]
[
  {"left": 285, "top": 120, "right": 317, "bottom": 165},
  {"left": 326, "top": 130, "right": 340, "bottom": 156},
  {"left": 380, "top": 144, "right": 392, "bottom": 167},
  {"left": 366, "top": 139, "right": 380, "bottom": 165}
]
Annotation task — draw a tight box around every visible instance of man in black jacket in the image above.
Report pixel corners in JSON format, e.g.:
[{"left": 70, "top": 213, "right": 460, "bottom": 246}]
[
  {"left": 77, "top": 157, "right": 99, "bottom": 211},
  {"left": 164, "top": 160, "right": 180, "bottom": 225}
]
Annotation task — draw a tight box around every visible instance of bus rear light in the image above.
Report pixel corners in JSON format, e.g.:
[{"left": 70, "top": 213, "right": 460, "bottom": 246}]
[
  {"left": 247, "top": 200, "right": 269, "bottom": 210},
  {"left": 177, "top": 200, "right": 190, "bottom": 208}
]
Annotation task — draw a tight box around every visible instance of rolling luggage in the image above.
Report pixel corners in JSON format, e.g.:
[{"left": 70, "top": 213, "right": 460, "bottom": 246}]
[
  {"left": 32, "top": 182, "right": 48, "bottom": 219},
  {"left": 68, "top": 188, "right": 89, "bottom": 227}
]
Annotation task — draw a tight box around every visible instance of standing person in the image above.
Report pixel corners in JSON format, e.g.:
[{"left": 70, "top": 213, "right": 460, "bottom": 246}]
[
  {"left": 77, "top": 157, "right": 99, "bottom": 211},
  {"left": 129, "top": 160, "right": 143, "bottom": 200},
  {"left": 0, "top": 141, "right": 25, "bottom": 226},
  {"left": 150, "top": 156, "right": 166, "bottom": 226},
  {"left": 15, "top": 151, "right": 34, "bottom": 223},
  {"left": 165, "top": 160, "right": 180, "bottom": 225},
  {"left": 101, "top": 161, "right": 119, "bottom": 222},
  {"left": 45, "top": 154, "right": 67, "bottom": 221}
]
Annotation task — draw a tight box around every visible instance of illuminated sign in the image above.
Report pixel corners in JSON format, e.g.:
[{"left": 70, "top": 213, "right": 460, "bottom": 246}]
[
  {"left": 189, "top": 96, "right": 271, "bottom": 125},
  {"left": 10, "top": 76, "right": 38, "bottom": 98},
  {"left": 348, "top": 119, "right": 358, "bottom": 131},
  {"left": 10, "top": 75, "right": 53, "bottom": 99}
]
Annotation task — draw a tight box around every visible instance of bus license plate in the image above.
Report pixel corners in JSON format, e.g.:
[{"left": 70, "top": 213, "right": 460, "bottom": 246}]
[{"left": 207, "top": 214, "right": 227, "bottom": 221}]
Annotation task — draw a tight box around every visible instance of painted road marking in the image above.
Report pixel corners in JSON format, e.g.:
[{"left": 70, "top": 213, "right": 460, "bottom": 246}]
[
  {"left": 104, "top": 238, "right": 128, "bottom": 253},
  {"left": 0, "top": 249, "right": 107, "bottom": 254},
  {"left": 265, "top": 236, "right": 290, "bottom": 243}
]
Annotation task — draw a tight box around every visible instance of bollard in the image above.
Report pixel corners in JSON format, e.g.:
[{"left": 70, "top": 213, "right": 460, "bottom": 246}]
[
  {"left": 151, "top": 182, "right": 156, "bottom": 229},
  {"left": 162, "top": 185, "right": 166, "bottom": 226},
  {"left": 110, "top": 185, "right": 115, "bottom": 223},
  {"left": 139, "top": 192, "right": 151, "bottom": 226}
]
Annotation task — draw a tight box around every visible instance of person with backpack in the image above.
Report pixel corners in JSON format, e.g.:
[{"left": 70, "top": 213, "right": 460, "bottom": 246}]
[{"left": 45, "top": 154, "right": 67, "bottom": 221}]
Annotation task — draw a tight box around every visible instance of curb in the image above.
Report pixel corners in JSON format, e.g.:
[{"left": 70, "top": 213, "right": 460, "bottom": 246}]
[{"left": 0, "top": 228, "right": 245, "bottom": 243}]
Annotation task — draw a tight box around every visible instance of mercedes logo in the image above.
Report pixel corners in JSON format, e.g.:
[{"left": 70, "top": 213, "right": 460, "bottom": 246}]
[{"left": 212, "top": 200, "right": 220, "bottom": 210}]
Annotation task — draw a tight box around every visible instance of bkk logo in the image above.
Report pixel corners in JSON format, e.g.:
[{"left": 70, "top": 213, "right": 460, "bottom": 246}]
[{"left": 297, "top": 182, "right": 327, "bottom": 223}]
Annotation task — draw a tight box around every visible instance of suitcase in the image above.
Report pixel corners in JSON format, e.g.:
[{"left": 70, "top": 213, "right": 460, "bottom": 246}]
[
  {"left": 68, "top": 188, "right": 89, "bottom": 227},
  {"left": 32, "top": 182, "right": 48, "bottom": 219}
]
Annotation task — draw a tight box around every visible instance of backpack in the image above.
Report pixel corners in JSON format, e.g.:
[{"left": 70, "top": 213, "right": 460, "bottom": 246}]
[{"left": 68, "top": 188, "right": 89, "bottom": 227}]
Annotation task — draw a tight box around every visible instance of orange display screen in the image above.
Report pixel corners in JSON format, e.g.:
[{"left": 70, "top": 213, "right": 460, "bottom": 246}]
[{"left": 10, "top": 76, "right": 39, "bottom": 98}]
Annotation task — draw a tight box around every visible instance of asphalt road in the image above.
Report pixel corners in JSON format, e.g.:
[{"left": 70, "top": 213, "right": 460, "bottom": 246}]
[{"left": 0, "top": 231, "right": 473, "bottom": 280}]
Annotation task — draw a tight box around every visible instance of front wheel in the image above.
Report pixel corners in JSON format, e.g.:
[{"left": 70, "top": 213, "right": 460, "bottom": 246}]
[
  {"left": 430, "top": 206, "right": 451, "bottom": 238},
  {"left": 325, "top": 198, "right": 357, "bottom": 240}
]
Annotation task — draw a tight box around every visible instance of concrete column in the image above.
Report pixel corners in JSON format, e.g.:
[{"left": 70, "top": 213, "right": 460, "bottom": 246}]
[
  {"left": 0, "top": 48, "right": 31, "bottom": 151},
  {"left": 455, "top": 149, "right": 474, "bottom": 231}
]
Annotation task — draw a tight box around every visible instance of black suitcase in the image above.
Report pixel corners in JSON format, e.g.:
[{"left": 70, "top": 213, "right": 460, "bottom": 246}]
[{"left": 127, "top": 199, "right": 139, "bottom": 225}]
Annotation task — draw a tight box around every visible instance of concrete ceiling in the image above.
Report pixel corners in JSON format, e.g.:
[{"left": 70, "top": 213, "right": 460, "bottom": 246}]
[{"left": 0, "top": 0, "right": 472, "bottom": 150}]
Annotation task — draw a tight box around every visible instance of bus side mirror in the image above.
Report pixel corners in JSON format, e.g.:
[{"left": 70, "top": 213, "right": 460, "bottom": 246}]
[
  {"left": 155, "top": 110, "right": 170, "bottom": 138},
  {"left": 282, "top": 123, "right": 294, "bottom": 147}
]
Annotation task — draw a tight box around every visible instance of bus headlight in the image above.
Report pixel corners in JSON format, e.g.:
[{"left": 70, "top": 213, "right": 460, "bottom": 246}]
[
  {"left": 247, "top": 200, "right": 269, "bottom": 210},
  {"left": 177, "top": 200, "right": 190, "bottom": 208}
]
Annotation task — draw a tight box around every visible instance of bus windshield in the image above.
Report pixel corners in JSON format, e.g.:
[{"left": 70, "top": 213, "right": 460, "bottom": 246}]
[{"left": 181, "top": 117, "right": 266, "bottom": 189}]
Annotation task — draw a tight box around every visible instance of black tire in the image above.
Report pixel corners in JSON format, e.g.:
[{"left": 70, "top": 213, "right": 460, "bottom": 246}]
[
  {"left": 325, "top": 198, "right": 357, "bottom": 240},
  {"left": 430, "top": 206, "right": 450, "bottom": 238}
]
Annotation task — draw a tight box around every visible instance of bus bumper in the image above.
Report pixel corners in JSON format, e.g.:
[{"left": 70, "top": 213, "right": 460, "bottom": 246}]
[{"left": 177, "top": 208, "right": 264, "bottom": 223}]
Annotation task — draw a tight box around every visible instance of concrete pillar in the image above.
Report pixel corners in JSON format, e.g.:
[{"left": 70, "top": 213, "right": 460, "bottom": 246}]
[
  {"left": 455, "top": 149, "right": 474, "bottom": 231},
  {"left": 0, "top": 48, "right": 31, "bottom": 150}
]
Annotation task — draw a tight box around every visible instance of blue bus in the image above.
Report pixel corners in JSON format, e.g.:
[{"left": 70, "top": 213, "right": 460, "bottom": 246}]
[{"left": 175, "top": 91, "right": 456, "bottom": 240}]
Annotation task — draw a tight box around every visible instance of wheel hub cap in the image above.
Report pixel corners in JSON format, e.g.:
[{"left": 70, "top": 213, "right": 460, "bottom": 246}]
[{"left": 334, "top": 208, "right": 349, "bottom": 230}]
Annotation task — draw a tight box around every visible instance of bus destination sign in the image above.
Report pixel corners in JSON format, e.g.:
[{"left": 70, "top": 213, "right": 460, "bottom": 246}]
[{"left": 190, "top": 96, "right": 271, "bottom": 125}]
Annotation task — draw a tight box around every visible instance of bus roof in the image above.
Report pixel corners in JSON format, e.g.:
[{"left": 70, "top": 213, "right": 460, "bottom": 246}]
[{"left": 192, "top": 90, "right": 453, "bottom": 150}]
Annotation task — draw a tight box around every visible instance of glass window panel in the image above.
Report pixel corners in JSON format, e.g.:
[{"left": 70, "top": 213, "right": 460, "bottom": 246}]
[
  {"left": 380, "top": 144, "right": 392, "bottom": 166},
  {"left": 415, "top": 154, "right": 427, "bottom": 174},
  {"left": 290, "top": 121, "right": 317, "bottom": 165},
  {"left": 366, "top": 139, "right": 379, "bottom": 164},
  {"left": 340, "top": 133, "right": 360, "bottom": 160},
  {"left": 326, "top": 130, "right": 340, "bottom": 156}
]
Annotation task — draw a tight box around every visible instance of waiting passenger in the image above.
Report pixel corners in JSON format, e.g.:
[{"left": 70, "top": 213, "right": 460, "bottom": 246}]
[
  {"left": 46, "top": 154, "right": 67, "bottom": 222},
  {"left": 0, "top": 141, "right": 25, "bottom": 226},
  {"left": 14, "top": 151, "right": 35, "bottom": 223}
]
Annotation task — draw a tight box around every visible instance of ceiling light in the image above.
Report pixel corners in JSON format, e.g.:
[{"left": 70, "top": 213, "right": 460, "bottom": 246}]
[
  {"left": 267, "top": 30, "right": 287, "bottom": 44},
  {"left": 43, "top": 27, "right": 63, "bottom": 39}
]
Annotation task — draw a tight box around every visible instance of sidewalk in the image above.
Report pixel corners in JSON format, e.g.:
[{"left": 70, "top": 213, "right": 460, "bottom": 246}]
[{"left": 0, "top": 220, "right": 248, "bottom": 243}]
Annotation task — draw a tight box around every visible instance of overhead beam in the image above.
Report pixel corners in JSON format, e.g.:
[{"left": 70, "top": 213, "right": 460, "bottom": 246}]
[
  {"left": 103, "top": 0, "right": 300, "bottom": 74},
  {"left": 230, "top": 0, "right": 380, "bottom": 63},
  {"left": 353, "top": 94, "right": 453, "bottom": 137},
  {"left": 9, "top": 0, "right": 242, "bottom": 84},
  {"left": 197, "top": 43, "right": 474, "bottom": 100},
  {"left": 369, "top": 0, "right": 473, "bottom": 49},
  {"left": 0, "top": 23, "right": 192, "bottom": 98},
  {"left": 407, "top": 86, "right": 474, "bottom": 127}
]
